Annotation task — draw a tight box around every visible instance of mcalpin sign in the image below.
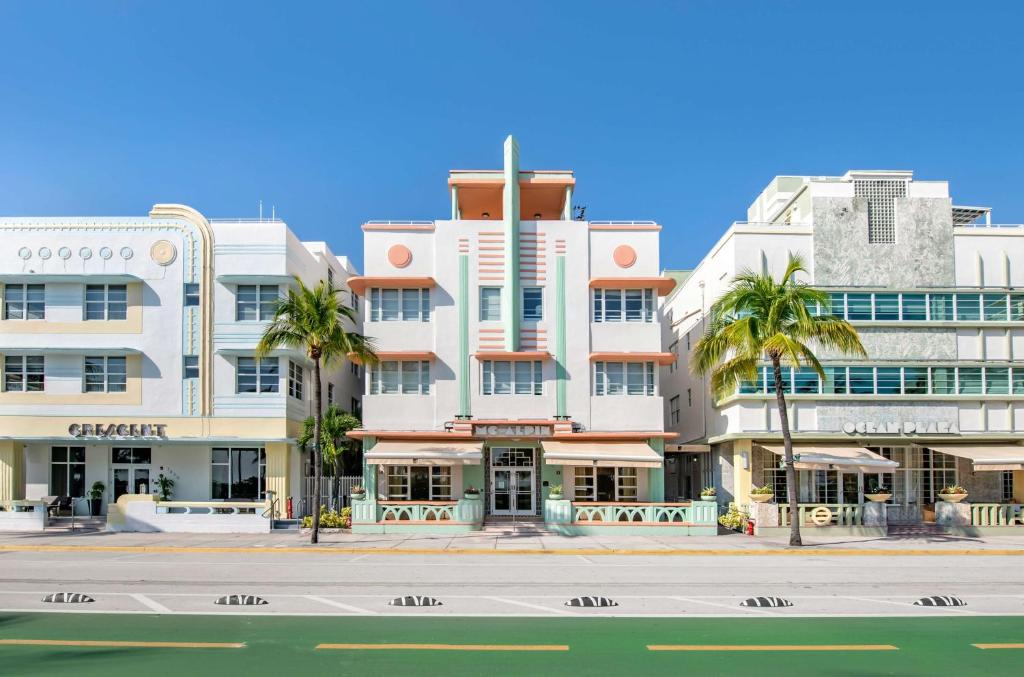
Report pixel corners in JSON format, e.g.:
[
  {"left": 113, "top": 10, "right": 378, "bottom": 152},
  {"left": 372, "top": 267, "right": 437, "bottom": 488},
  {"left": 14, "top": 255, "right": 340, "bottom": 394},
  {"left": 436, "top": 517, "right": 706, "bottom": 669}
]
[{"left": 842, "top": 421, "right": 960, "bottom": 435}]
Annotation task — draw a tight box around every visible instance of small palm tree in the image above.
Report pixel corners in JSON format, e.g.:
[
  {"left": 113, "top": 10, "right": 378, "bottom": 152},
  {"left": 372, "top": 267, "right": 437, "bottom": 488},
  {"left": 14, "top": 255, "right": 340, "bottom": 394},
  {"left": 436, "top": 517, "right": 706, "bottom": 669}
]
[
  {"left": 692, "top": 254, "right": 865, "bottom": 546},
  {"left": 257, "top": 278, "right": 376, "bottom": 544},
  {"left": 298, "top": 406, "right": 362, "bottom": 478}
]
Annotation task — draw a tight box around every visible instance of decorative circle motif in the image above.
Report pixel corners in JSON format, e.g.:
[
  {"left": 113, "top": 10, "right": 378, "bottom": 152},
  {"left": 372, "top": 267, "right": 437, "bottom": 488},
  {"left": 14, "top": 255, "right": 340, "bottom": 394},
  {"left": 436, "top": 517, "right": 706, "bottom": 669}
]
[
  {"left": 99, "top": 247, "right": 113, "bottom": 260},
  {"left": 808, "top": 506, "right": 833, "bottom": 526},
  {"left": 613, "top": 244, "right": 637, "bottom": 268},
  {"left": 58, "top": 247, "right": 72, "bottom": 260},
  {"left": 79, "top": 247, "right": 93, "bottom": 260},
  {"left": 387, "top": 244, "right": 413, "bottom": 269},
  {"left": 150, "top": 240, "right": 177, "bottom": 266},
  {"left": 18, "top": 247, "right": 32, "bottom": 260},
  {"left": 38, "top": 247, "right": 52, "bottom": 260},
  {"left": 119, "top": 246, "right": 134, "bottom": 260}
]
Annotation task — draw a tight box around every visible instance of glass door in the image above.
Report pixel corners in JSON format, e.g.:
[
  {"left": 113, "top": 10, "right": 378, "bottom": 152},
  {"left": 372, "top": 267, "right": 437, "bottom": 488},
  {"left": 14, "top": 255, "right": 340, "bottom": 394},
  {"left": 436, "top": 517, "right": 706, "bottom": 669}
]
[
  {"left": 489, "top": 447, "right": 536, "bottom": 516},
  {"left": 112, "top": 448, "right": 152, "bottom": 500}
]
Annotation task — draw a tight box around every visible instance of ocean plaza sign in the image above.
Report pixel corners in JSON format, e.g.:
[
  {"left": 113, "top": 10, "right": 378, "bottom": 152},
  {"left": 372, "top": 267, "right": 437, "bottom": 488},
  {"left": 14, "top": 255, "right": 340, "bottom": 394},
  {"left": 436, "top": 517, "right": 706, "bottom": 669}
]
[
  {"left": 473, "top": 424, "right": 552, "bottom": 438},
  {"left": 68, "top": 423, "right": 168, "bottom": 439},
  {"left": 841, "top": 421, "right": 959, "bottom": 435}
]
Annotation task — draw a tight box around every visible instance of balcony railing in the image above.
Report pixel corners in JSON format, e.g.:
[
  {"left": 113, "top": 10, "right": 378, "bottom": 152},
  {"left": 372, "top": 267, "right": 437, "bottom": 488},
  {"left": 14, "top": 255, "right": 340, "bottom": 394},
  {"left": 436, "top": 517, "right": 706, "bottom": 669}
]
[
  {"left": 969, "top": 503, "right": 1023, "bottom": 526},
  {"left": 779, "top": 503, "right": 866, "bottom": 527},
  {"left": 570, "top": 501, "right": 715, "bottom": 525}
]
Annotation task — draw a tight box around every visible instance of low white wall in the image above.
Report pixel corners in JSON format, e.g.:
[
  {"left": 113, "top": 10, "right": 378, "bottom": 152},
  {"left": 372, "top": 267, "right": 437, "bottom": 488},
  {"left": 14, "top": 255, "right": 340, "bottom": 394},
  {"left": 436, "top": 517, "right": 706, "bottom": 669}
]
[
  {"left": 106, "top": 495, "right": 271, "bottom": 533},
  {"left": 0, "top": 502, "right": 48, "bottom": 531}
]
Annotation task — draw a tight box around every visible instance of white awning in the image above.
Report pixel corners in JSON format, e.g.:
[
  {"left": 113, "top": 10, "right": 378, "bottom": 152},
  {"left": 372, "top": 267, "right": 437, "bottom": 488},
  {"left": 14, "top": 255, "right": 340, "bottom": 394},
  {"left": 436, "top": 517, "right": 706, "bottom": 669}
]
[
  {"left": 924, "top": 444, "right": 1024, "bottom": 472},
  {"left": 541, "top": 440, "right": 662, "bottom": 468},
  {"left": 365, "top": 440, "right": 482, "bottom": 466},
  {"left": 759, "top": 444, "right": 898, "bottom": 472}
]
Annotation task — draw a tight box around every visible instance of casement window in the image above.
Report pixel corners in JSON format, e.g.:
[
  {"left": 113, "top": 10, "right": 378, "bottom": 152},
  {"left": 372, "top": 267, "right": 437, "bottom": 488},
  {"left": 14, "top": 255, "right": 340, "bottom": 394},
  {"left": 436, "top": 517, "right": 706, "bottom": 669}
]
[
  {"left": 84, "top": 284, "right": 127, "bottom": 320},
  {"left": 3, "top": 355, "right": 44, "bottom": 392},
  {"left": 479, "top": 287, "right": 502, "bottom": 322},
  {"left": 739, "top": 364, "right": 1024, "bottom": 397},
  {"left": 84, "top": 356, "right": 127, "bottom": 393},
  {"left": 236, "top": 285, "right": 278, "bottom": 321},
  {"left": 236, "top": 357, "right": 279, "bottom": 393},
  {"left": 368, "top": 360, "right": 430, "bottom": 395},
  {"left": 184, "top": 283, "right": 200, "bottom": 307},
  {"left": 573, "top": 466, "right": 638, "bottom": 502},
  {"left": 369, "top": 288, "right": 430, "bottom": 322},
  {"left": 3, "top": 284, "right": 45, "bottom": 320},
  {"left": 211, "top": 447, "right": 266, "bottom": 500},
  {"left": 386, "top": 465, "right": 451, "bottom": 500},
  {"left": 182, "top": 356, "right": 199, "bottom": 380},
  {"left": 592, "top": 289, "right": 654, "bottom": 323},
  {"left": 481, "top": 360, "right": 542, "bottom": 395},
  {"left": 288, "top": 360, "right": 304, "bottom": 399},
  {"left": 522, "top": 287, "right": 543, "bottom": 321},
  {"left": 669, "top": 395, "right": 680, "bottom": 425},
  {"left": 593, "top": 361, "right": 655, "bottom": 396},
  {"left": 819, "top": 291, "right": 1024, "bottom": 323},
  {"left": 50, "top": 446, "right": 86, "bottom": 497}
]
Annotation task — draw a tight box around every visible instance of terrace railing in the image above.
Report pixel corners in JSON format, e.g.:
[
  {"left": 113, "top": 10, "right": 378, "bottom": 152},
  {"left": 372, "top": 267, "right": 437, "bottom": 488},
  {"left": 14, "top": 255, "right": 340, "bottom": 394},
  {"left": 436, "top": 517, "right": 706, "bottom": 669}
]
[
  {"left": 570, "top": 501, "right": 716, "bottom": 525},
  {"left": 779, "top": 503, "right": 865, "bottom": 527},
  {"left": 969, "top": 503, "right": 1023, "bottom": 526}
]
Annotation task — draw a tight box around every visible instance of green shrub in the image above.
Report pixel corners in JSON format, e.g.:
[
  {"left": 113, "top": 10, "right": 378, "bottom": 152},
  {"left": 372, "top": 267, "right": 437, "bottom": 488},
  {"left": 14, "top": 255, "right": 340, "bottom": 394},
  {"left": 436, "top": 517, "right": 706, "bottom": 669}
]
[
  {"left": 750, "top": 484, "right": 774, "bottom": 495},
  {"left": 718, "top": 502, "right": 748, "bottom": 531},
  {"left": 302, "top": 506, "right": 351, "bottom": 529}
]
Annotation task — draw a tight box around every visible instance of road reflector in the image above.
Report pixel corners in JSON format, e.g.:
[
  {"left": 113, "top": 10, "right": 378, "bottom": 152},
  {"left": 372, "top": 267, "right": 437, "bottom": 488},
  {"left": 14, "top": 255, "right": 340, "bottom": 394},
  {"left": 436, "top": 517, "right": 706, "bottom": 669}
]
[
  {"left": 215, "top": 595, "right": 267, "bottom": 606},
  {"left": 388, "top": 596, "right": 441, "bottom": 607},
  {"left": 915, "top": 595, "right": 966, "bottom": 607},
  {"left": 41, "top": 593, "right": 93, "bottom": 604},
  {"left": 565, "top": 596, "right": 617, "bottom": 608},
  {"left": 740, "top": 596, "right": 792, "bottom": 608}
]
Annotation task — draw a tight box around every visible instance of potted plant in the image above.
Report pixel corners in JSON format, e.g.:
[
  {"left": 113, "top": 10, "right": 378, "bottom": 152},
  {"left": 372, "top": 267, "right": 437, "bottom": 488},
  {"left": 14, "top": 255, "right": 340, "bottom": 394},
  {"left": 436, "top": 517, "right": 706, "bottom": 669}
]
[
  {"left": 864, "top": 482, "right": 892, "bottom": 503},
  {"left": 700, "top": 486, "right": 717, "bottom": 501},
  {"left": 155, "top": 474, "right": 174, "bottom": 501},
  {"left": 548, "top": 484, "right": 564, "bottom": 500},
  {"left": 88, "top": 481, "right": 105, "bottom": 516},
  {"left": 463, "top": 486, "right": 481, "bottom": 500},
  {"left": 350, "top": 485, "right": 366, "bottom": 501},
  {"left": 718, "top": 503, "right": 748, "bottom": 532},
  {"left": 938, "top": 485, "right": 968, "bottom": 503},
  {"left": 749, "top": 485, "right": 775, "bottom": 503}
]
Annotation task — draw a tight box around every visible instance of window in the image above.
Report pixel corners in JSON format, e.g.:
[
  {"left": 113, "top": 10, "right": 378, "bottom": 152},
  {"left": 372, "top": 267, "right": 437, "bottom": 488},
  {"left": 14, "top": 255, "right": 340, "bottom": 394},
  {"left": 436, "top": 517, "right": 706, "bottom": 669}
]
[
  {"left": 482, "top": 360, "right": 542, "bottom": 395},
  {"left": 929, "top": 294, "right": 954, "bottom": 321},
  {"left": 479, "top": 287, "right": 502, "bottom": 322},
  {"left": 327, "top": 383, "right": 335, "bottom": 406},
  {"left": 901, "top": 294, "right": 927, "bottom": 321},
  {"left": 84, "top": 356, "right": 127, "bottom": 393},
  {"left": 823, "top": 366, "right": 848, "bottom": 394},
  {"left": 236, "top": 357, "right": 279, "bottom": 393},
  {"left": 1014, "top": 368, "right": 1024, "bottom": 395},
  {"left": 593, "top": 288, "right": 654, "bottom": 322},
  {"left": 956, "top": 293, "right": 981, "bottom": 321},
  {"left": 235, "top": 285, "right": 278, "bottom": 321},
  {"left": 1003, "top": 471, "right": 1015, "bottom": 502},
  {"left": 958, "top": 367, "right": 983, "bottom": 395},
  {"left": 903, "top": 367, "right": 928, "bottom": 395},
  {"left": 50, "top": 446, "right": 86, "bottom": 497},
  {"left": 522, "top": 287, "right": 543, "bottom": 321},
  {"left": 288, "top": 360, "right": 304, "bottom": 399},
  {"left": 351, "top": 397, "right": 361, "bottom": 418},
  {"left": 793, "top": 368, "right": 820, "bottom": 394},
  {"left": 369, "top": 288, "right": 430, "bottom": 322},
  {"left": 687, "top": 388, "right": 692, "bottom": 407},
  {"left": 931, "top": 367, "right": 956, "bottom": 395},
  {"left": 184, "top": 283, "right": 200, "bottom": 307},
  {"left": 1011, "top": 294, "right": 1024, "bottom": 321},
  {"left": 846, "top": 293, "right": 872, "bottom": 321},
  {"left": 85, "top": 284, "right": 127, "bottom": 320},
  {"left": 594, "top": 361, "right": 655, "bottom": 396},
  {"left": 574, "top": 467, "right": 638, "bottom": 502},
  {"left": 669, "top": 395, "right": 680, "bottom": 425},
  {"left": 369, "top": 361, "right": 430, "bottom": 395},
  {"left": 3, "top": 284, "right": 44, "bottom": 320},
  {"left": 985, "top": 367, "right": 1010, "bottom": 395},
  {"left": 827, "top": 292, "right": 846, "bottom": 318},
  {"left": 855, "top": 178, "right": 905, "bottom": 244},
  {"left": 183, "top": 355, "right": 199, "bottom": 380},
  {"left": 849, "top": 367, "right": 874, "bottom": 395},
  {"left": 385, "top": 465, "right": 451, "bottom": 500},
  {"left": 874, "top": 294, "right": 899, "bottom": 321},
  {"left": 4, "top": 355, "right": 44, "bottom": 392},
  {"left": 668, "top": 341, "right": 679, "bottom": 372},
  {"left": 327, "top": 267, "right": 335, "bottom": 287},
  {"left": 211, "top": 447, "right": 266, "bottom": 500},
  {"left": 983, "top": 293, "right": 1008, "bottom": 321},
  {"left": 876, "top": 367, "right": 901, "bottom": 395}
]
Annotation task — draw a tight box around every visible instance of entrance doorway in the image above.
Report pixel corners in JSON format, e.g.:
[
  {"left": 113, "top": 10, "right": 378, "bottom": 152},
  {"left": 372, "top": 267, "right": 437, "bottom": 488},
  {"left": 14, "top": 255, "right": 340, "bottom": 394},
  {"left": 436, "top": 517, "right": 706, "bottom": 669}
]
[
  {"left": 664, "top": 453, "right": 704, "bottom": 501},
  {"left": 489, "top": 447, "right": 535, "bottom": 516},
  {"left": 111, "top": 447, "right": 152, "bottom": 500}
]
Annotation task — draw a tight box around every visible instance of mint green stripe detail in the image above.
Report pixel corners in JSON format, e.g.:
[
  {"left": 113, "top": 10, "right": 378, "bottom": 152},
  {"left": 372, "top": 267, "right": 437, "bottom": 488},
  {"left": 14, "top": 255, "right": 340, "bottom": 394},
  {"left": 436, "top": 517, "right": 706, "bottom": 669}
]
[
  {"left": 503, "top": 135, "right": 520, "bottom": 351},
  {"left": 556, "top": 255, "right": 567, "bottom": 417},
  {"left": 459, "top": 254, "right": 471, "bottom": 417},
  {"left": 648, "top": 437, "right": 665, "bottom": 501}
]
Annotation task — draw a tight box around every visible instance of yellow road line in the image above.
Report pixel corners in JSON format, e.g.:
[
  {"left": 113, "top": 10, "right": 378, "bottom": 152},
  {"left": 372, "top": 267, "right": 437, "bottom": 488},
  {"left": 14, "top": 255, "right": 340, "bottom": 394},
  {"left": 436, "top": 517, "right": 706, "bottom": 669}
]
[
  {"left": 316, "top": 643, "right": 569, "bottom": 651},
  {"left": 0, "top": 639, "right": 244, "bottom": 649},
  {"left": 648, "top": 644, "right": 899, "bottom": 652},
  {"left": 1, "top": 544, "right": 1022, "bottom": 557},
  {"left": 973, "top": 643, "right": 1024, "bottom": 649}
]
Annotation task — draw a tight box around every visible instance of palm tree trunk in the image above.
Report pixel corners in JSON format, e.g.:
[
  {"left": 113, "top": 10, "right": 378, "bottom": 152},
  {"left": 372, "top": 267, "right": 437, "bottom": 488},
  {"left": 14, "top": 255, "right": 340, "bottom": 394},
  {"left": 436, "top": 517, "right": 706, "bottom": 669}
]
[
  {"left": 772, "top": 357, "right": 802, "bottom": 547},
  {"left": 311, "top": 357, "right": 323, "bottom": 545}
]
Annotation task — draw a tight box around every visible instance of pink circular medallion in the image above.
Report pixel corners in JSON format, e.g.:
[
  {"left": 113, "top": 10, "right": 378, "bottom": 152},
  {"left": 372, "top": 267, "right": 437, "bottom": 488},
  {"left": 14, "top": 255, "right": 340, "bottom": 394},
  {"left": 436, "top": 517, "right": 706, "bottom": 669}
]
[
  {"left": 613, "top": 244, "right": 637, "bottom": 268},
  {"left": 387, "top": 244, "right": 413, "bottom": 268}
]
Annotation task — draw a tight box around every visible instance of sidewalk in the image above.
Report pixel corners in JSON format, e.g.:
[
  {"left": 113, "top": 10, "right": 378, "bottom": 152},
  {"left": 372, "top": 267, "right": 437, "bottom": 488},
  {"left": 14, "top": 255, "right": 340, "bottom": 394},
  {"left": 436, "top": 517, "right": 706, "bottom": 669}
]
[{"left": 2, "top": 526, "right": 1024, "bottom": 554}]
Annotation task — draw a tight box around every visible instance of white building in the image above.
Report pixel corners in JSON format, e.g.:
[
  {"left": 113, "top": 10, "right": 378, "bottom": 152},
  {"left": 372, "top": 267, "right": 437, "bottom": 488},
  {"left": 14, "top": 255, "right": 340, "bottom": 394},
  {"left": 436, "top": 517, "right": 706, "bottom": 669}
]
[
  {"left": 662, "top": 171, "right": 1024, "bottom": 529},
  {"left": 0, "top": 205, "right": 361, "bottom": 524}
]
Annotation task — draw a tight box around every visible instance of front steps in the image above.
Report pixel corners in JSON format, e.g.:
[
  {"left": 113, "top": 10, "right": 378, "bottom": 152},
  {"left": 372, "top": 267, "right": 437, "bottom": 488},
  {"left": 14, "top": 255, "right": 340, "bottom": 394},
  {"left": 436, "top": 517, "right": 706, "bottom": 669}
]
[{"left": 480, "top": 517, "right": 551, "bottom": 535}]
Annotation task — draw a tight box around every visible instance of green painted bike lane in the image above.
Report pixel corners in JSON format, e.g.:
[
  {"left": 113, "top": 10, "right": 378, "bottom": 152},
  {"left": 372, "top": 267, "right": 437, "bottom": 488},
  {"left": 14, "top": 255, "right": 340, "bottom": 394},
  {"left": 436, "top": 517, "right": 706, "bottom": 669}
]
[{"left": 2, "top": 614, "right": 1024, "bottom": 676}]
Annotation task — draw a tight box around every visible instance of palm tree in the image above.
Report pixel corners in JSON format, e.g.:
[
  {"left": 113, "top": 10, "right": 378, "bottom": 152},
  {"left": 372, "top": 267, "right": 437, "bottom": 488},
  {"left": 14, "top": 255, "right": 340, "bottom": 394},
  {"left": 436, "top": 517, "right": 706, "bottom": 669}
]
[
  {"left": 692, "top": 255, "right": 865, "bottom": 546},
  {"left": 298, "top": 406, "right": 362, "bottom": 479},
  {"left": 257, "top": 278, "right": 376, "bottom": 544}
]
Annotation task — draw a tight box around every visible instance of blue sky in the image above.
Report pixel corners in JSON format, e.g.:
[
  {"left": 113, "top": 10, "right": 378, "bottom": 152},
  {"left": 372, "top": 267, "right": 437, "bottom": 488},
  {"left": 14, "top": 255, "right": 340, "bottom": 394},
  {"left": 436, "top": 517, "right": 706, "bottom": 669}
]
[{"left": 2, "top": 1, "right": 1022, "bottom": 271}]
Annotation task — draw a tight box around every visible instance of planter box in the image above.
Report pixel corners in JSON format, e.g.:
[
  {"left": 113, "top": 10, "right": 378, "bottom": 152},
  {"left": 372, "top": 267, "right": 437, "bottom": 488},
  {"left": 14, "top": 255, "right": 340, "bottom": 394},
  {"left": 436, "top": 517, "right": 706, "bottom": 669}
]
[{"left": 939, "top": 494, "right": 968, "bottom": 503}]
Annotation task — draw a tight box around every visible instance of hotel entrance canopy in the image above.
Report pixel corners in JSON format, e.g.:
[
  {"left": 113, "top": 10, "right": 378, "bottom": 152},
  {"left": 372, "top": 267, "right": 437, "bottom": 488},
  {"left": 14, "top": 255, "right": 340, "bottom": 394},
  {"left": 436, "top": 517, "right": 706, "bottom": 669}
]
[
  {"left": 365, "top": 441, "right": 483, "bottom": 466},
  {"left": 924, "top": 444, "right": 1024, "bottom": 471},
  {"left": 541, "top": 440, "right": 662, "bottom": 468},
  {"left": 759, "top": 445, "right": 898, "bottom": 473}
]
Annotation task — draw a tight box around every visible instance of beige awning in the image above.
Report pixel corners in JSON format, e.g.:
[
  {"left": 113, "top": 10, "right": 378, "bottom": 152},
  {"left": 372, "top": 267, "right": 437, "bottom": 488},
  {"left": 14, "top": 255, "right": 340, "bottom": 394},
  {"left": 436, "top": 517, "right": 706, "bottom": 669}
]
[
  {"left": 924, "top": 444, "right": 1024, "bottom": 472},
  {"left": 759, "top": 444, "right": 898, "bottom": 472},
  {"left": 365, "top": 441, "right": 483, "bottom": 466},
  {"left": 541, "top": 440, "right": 662, "bottom": 468}
]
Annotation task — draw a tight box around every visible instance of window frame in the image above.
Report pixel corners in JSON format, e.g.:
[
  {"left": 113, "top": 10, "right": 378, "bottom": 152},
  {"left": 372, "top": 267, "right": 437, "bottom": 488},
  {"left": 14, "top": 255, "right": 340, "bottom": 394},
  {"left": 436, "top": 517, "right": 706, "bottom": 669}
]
[
  {"left": 521, "top": 287, "right": 543, "bottom": 322},
  {"left": 3, "top": 355, "right": 45, "bottom": 392},
  {"left": 369, "top": 360, "right": 430, "bottom": 395},
  {"left": 83, "top": 355, "right": 127, "bottom": 393},
  {"left": 594, "top": 361, "right": 655, "bottom": 396},
  {"left": 287, "top": 360, "right": 304, "bottom": 399},
  {"left": 3, "top": 283, "right": 45, "bottom": 320},
  {"left": 211, "top": 447, "right": 266, "bottom": 501},
  {"left": 479, "top": 287, "right": 502, "bottom": 322},
  {"left": 235, "top": 356, "right": 279, "bottom": 394},
  {"left": 481, "top": 360, "right": 542, "bottom": 396},
  {"left": 235, "top": 284, "right": 279, "bottom": 322},
  {"left": 84, "top": 284, "right": 128, "bottom": 321}
]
